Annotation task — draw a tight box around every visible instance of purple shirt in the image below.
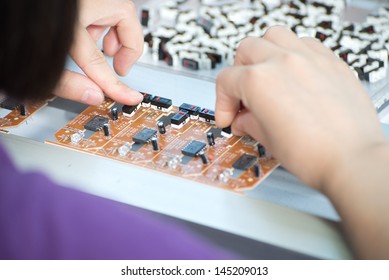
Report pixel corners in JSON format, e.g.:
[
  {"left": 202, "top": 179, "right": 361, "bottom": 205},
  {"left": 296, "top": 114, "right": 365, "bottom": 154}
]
[{"left": 0, "top": 141, "right": 235, "bottom": 259}]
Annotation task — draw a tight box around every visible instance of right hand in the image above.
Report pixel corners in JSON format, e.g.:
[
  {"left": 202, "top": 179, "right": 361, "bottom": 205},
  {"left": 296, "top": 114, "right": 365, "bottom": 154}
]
[{"left": 215, "top": 26, "right": 386, "bottom": 191}]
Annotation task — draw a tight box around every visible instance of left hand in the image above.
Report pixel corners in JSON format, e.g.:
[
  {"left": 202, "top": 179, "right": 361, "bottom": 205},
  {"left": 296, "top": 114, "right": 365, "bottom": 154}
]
[{"left": 54, "top": 0, "right": 144, "bottom": 105}]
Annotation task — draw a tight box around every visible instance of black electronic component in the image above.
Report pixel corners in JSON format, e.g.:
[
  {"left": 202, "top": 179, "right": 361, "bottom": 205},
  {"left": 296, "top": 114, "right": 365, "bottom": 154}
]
[
  {"left": 157, "top": 121, "right": 166, "bottom": 134},
  {"left": 84, "top": 115, "right": 109, "bottom": 132},
  {"left": 0, "top": 97, "right": 20, "bottom": 110},
  {"left": 122, "top": 104, "right": 140, "bottom": 118},
  {"left": 182, "top": 58, "right": 199, "bottom": 70},
  {"left": 221, "top": 126, "right": 232, "bottom": 138},
  {"left": 151, "top": 96, "right": 172, "bottom": 111},
  {"left": 198, "top": 151, "right": 209, "bottom": 165},
  {"left": 179, "top": 103, "right": 201, "bottom": 118},
  {"left": 132, "top": 127, "right": 157, "bottom": 144},
  {"left": 197, "top": 17, "right": 214, "bottom": 34},
  {"left": 253, "top": 164, "right": 261, "bottom": 178},
  {"left": 207, "top": 131, "right": 215, "bottom": 146},
  {"left": 182, "top": 140, "right": 206, "bottom": 157},
  {"left": 111, "top": 107, "right": 118, "bottom": 120},
  {"left": 233, "top": 154, "right": 257, "bottom": 171},
  {"left": 141, "top": 9, "right": 149, "bottom": 27},
  {"left": 141, "top": 92, "right": 153, "bottom": 107},
  {"left": 315, "top": 31, "right": 328, "bottom": 42},
  {"left": 20, "top": 104, "right": 27, "bottom": 116},
  {"left": 360, "top": 25, "right": 375, "bottom": 34},
  {"left": 171, "top": 110, "right": 189, "bottom": 128},
  {"left": 151, "top": 136, "right": 160, "bottom": 151},
  {"left": 103, "top": 123, "right": 110, "bottom": 137},
  {"left": 257, "top": 143, "right": 266, "bottom": 157},
  {"left": 199, "top": 108, "right": 215, "bottom": 123}
]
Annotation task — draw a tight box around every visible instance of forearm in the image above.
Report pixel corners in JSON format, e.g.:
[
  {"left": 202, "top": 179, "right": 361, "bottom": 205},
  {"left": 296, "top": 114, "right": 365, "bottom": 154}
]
[{"left": 323, "top": 142, "right": 389, "bottom": 259}]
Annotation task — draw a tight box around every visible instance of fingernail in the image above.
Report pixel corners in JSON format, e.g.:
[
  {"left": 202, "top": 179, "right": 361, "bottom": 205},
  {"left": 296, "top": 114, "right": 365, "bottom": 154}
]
[{"left": 82, "top": 89, "right": 105, "bottom": 105}]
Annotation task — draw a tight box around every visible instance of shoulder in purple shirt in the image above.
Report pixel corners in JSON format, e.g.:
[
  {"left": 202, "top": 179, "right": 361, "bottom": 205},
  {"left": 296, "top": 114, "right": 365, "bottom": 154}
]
[{"left": 0, "top": 142, "right": 235, "bottom": 259}]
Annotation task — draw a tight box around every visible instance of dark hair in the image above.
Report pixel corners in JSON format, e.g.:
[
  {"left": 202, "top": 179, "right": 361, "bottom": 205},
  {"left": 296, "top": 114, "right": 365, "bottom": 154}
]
[{"left": 0, "top": 0, "right": 78, "bottom": 102}]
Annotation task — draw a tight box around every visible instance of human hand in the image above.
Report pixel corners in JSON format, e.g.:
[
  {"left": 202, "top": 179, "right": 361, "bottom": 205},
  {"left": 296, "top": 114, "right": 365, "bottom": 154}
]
[
  {"left": 215, "top": 26, "right": 386, "bottom": 191},
  {"left": 55, "top": 0, "right": 144, "bottom": 105}
]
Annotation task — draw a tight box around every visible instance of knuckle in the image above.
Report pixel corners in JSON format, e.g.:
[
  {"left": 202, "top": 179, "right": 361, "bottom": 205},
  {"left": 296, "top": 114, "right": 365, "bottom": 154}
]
[{"left": 88, "top": 48, "right": 106, "bottom": 67}]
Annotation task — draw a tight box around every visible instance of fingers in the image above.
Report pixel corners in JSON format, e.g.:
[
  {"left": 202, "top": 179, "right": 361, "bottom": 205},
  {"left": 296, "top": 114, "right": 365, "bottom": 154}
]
[
  {"left": 113, "top": 1, "right": 144, "bottom": 76},
  {"left": 231, "top": 109, "right": 266, "bottom": 144},
  {"left": 103, "top": 27, "right": 122, "bottom": 57},
  {"left": 300, "top": 37, "right": 337, "bottom": 59},
  {"left": 55, "top": 70, "right": 104, "bottom": 105},
  {"left": 263, "top": 26, "right": 308, "bottom": 51},
  {"left": 70, "top": 23, "right": 143, "bottom": 105},
  {"left": 234, "top": 36, "right": 282, "bottom": 66}
]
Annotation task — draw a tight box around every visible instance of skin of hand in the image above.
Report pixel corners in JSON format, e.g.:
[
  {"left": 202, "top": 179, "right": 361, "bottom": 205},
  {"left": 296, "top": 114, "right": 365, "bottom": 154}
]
[
  {"left": 54, "top": 0, "right": 144, "bottom": 106},
  {"left": 216, "top": 26, "right": 389, "bottom": 258}
]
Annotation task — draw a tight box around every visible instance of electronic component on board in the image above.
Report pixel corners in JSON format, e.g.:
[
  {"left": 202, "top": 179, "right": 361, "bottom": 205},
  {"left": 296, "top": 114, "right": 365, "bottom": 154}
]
[
  {"left": 118, "top": 142, "right": 131, "bottom": 157},
  {"left": 157, "top": 121, "right": 167, "bottom": 134},
  {"left": 122, "top": 103, "right": 141, "bottom": 118},
  {"left": 182, "top": 58, "right": 199, "bottom": 70},
  {"left": 221, "top": 126, "right": 232, "bottom": 138},
  {"left": 151, "top": 96, "right": 173, "bottom": 112},
  {"left": 133, "top": 127, "right": 157, "bottom": 144},
  {"left": 198, "top": 150, "right": 209, "bottom": 165},
  {"left": 257, "top": 143, "right": 266, "bottom": 158},
  {"left": 70, "top": 131, "right": 84, "bottom": 144},
  {"left": 111, "top": 107, "right": 118, "bottom": 121},
  {"left": 179, "top": 103, "right": 201, "bottom": 119},
  {"left": 0, "top": 97, "right": 19, "bottom": 110},
  {"left": 20, "top": 104, "right": 27, "bottom": 116},
  {"left": 199, "top": 108, "right": 215, "bottom": 124},
  {"left": 171, "top": 110, "right": 189, "bottom": 129},
  {"left": 182, "top": 140, "right": 206, "bottom": 157},
  {"left": 103, "top": 123, "right": 110, "bottom": 137},
  {"left": 141, "top": 92, "right": 153, "bottom": 107},
  {"left": 233, "top": 154, "right": 257, "bottom": 171},
  {"left": 84, "top": 115, "right": 109, "bottom": 132},
  {"left": 207, "top": 131, "right": 215, "bottom": 146},
  {"left": 151, "top": 136, "right": 160, "bottom": 151},
  {"left": 253, "top": 164, "right": 261, "bottom": 178}
]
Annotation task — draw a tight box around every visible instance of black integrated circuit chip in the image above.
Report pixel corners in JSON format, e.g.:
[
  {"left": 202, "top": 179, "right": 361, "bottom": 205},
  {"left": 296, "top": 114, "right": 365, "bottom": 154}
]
[
  {"left": 84, "top": 115, "right": 109, "bottom": 132},
  {"left": 0, "top": 97, "right": 20, "bottom": 110},
  {"left": 182, "top": 140, "right": 206, "bottom": 157},
  {"left": 233, "top": 154, "right": 257, "bottom": 171},
  {"left": 133, "top": 127, "right": 157, "bottom": 144},
  {"left": 151, "top": 96, "right": 172, "bottom": 109},
  {"left": 122, "top": 104, "right": 140, "bottom": 117},
  {"left": 199, "top": 108, "right": 215, "bottom": 122}
]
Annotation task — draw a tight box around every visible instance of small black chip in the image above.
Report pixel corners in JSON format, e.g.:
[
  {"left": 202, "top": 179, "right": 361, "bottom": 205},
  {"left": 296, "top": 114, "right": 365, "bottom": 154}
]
[
  {"left": 84, "top": 115, "right": 109, "bottom": 132},
  {"left": 122, "top": 104, "right": 140, "bottom": 117},
  {"left": 199, "top": 108, "right": 215, "bottom": 122},
  {"left": 171, "top": 110, "right": 189, "bottom": 126},
  {"left": 151, "top": 96, "right": 172, "bottom": 109},
  {"left": 233, "top": 154, "right": 257, "bottom": 171},
  {"left": 0, "top": 97, "right": 20, "bottom": 110},
  {"left": 141, "top": 92, "right": 153, "bottom": 106},
  {"left": 182, "top": 140, "right": 206, "bottom": 157},
  {"left": 179, "top": 103, "right": 201, "bottom": 117},
  {"left": 221, "top": 126, "right": 232, "bottom": 137},
  {"left": 182, "top": 58, "right": 199, "bottom": 70},
  {"left": 133, "top": 128, "right": 157, "bottom": 144}
]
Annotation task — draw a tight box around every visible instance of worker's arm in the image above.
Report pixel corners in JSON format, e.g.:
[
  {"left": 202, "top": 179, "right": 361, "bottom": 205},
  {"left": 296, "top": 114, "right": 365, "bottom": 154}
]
[{"left": 215, "top": 26, "right": 389, "bottom": 259}]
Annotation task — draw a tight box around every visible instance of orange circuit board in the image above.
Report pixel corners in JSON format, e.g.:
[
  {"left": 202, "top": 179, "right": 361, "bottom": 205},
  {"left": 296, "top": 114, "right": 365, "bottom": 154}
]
[
  {"left": 0, "top": 96, "right": 51, "bottom": 132},
  {"left": 47, "top": 95, "right": 279, "bottom": 192}
]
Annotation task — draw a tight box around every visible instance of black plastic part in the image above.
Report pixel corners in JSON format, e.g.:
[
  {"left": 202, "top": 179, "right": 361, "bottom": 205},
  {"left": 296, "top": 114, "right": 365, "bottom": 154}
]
[
  {"left": 157, "top": 121, "right": 167, "bottom": 134},
  {"left": 133, "top": 128, "right": 157, "bottom": 144},
  {"left": 171, "top": 110, "right": 189, "bottom": 126},
  {"left": 199, "top": 108, "right": 215, "bottom": 122},
  {"left": 0, "top": 97, "right": 20, "bottom": 110},
  {"left": 253, "top": 164, "right": 261, "bottom": 178},
  {"left": 103, "top": 123, "right": 110, "bottom": 137},
  {"left": 111, "top": 107, "right": 118, "bottom": 120},
  {"left": 198, "top": 151, "right": 209, "bottom": 165},
  {"left": 151, "top": 136, "right": 160, "bottom": 151},
  {"left": 182, "top": 58, "right": 199, "bottom": 70},
  {"left": 141, "top": 92, "right": 153, "bottom": 105},
  {"left": 221, "top": 126, "right": 232, "bottom": 136},
  {"left": 179, "top": 103, "right": 201, "bottom": 117},
  {"left": 141, "top": 9, "right": 149, "bottom": 27},
  {"left": 151, "top": 96, "right": 172, "bottom": 109},
  {"left": 122, "top": 104, "right": 139, "bottom": 116},
  {"left": 207, "top": 132, "right": 215, "bottom": 146},
  {"left": 257, "top": 143, "right": 266, "bottom": 157},
  {"left": 233, "top": 154, "right": 257, "bottom": 171},
  {"left": 20, "top": 104, "right": 27, "bottom": 116},
  {"left": 182, "top": 140, "right": 206, "bottom": 157},
  {"left": 84, "top": 116, "right": 109, "bottom": 132}
]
